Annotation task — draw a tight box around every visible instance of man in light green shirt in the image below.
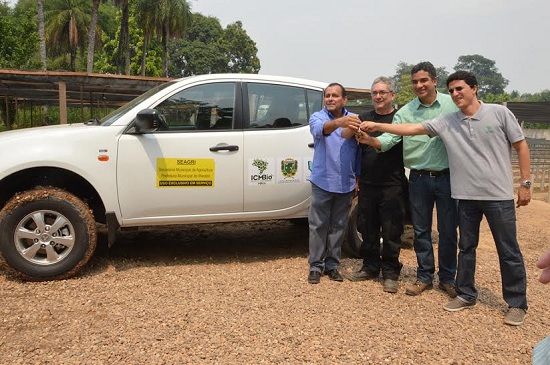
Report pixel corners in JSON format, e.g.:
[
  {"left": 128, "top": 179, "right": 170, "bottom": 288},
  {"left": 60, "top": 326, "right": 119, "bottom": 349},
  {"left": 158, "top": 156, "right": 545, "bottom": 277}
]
[
  {"left": 360, "top": 62, "right": 459, "bottom": 297},
  {"left": 378, "top": 91, "right": 458, "bottom": 171}
]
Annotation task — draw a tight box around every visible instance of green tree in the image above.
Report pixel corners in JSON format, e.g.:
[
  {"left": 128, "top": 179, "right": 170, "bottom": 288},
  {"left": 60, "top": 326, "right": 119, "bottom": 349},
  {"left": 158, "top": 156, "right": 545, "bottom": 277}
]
[
  {"left": 0, "top": 3, "right": 40, "bottom": 69},
  {"left": 509, "top": 90, "right": 521, "bottom": 101},
  {"left": 94, "top": 13, "right": 163, "bottom": 76},
  {"left": 86, "top": 0, "right": 101, "bottom": 73},
  {"left": 37, "top": 0, "right": 47, "bottom": 69},
  {"left": 535, "top": 90, "right": 550, "bottom": 102},
  {"left": 167, "top": 14, "right": 259, "bottom": 77},
  {"left": 393, "top": 74, "right": 416, "bottom": 107},
  {"left": 156, "top": 0, "right": 191, "bottom": 77},
  {"left": 482, "top": 93, "right": 509, "bottom": 103},
  {"left": 97, "top": 2, "right": 119, "bottom": 39},
  {"left": 167, "top": 14, "right": 225, "bottom": 77},
  {"left": 135, "top": 0, "right": 157, "bottom": 76},
  {"left": 44, "top": 0, "right": 91, "bottom": 71},
  {"left": 114, "top": 0, "right": 130, "bottom": 74},
  {"left": 520, "top": 90, "right": 550, "bottom": 102},
  {"left": 453, "top": 54, "right": 508, "bottom": 96},
  {"left": 222, "top": 21, "right": 260, "bottom": 73}
]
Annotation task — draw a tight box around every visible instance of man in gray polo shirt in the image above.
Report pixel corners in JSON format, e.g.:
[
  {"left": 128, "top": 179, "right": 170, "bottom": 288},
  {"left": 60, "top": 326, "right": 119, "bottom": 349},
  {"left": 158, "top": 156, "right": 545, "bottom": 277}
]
[{"left": 358, "top": 70, "right": 531, "bottom": 326}]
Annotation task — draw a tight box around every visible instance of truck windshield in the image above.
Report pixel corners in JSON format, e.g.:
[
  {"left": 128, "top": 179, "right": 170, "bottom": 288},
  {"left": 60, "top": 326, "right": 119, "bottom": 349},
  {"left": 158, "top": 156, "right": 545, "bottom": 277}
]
[{"left": 100, "top": 81, "right": 176, "bottom": 126}]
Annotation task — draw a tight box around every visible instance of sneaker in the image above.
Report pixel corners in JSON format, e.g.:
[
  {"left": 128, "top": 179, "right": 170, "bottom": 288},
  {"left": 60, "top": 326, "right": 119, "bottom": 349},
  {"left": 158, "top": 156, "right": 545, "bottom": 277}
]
[
  {"left": 308, "top": 270, "right": 321, "bottom": 284},
  {"left": 324, "top": 269, "right": 344, "bottom": 282},
  {"left": 438, "top": 282, "right": 458, "bottom": 298},
  {"left": 405, "top": 280, "right": 433, "bottom": 296},
  {"left": 504, "top": 308, "right": 526, "bottom": 326},
  {"left": 383, "top": 279, "right": 399, "bottom": 293},
  {"left": 346, "top": 269, "right": 379, "bottom": 282},
  {"left": 443, "top": 297, "right": 476, "bottom": 312}
]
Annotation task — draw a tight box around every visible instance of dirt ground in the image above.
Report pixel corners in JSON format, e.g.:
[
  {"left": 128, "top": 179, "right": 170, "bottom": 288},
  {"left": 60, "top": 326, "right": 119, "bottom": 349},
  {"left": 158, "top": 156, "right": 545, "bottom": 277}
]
[{"left": 1, "top": 190, "right": 549, "bottom": 364}]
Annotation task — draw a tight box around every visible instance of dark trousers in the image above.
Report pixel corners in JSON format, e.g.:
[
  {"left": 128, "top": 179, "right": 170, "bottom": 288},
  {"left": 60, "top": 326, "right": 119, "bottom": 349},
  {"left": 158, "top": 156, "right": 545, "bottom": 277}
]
[
  {"left": 308, "top": 183, "right": 354, "bottom": 272},
  {"left": 456, "top": 199, "right": 527, "bottom": 309},
  {"left": 358, "top": 184, "right": 404, "bottom": 280}
]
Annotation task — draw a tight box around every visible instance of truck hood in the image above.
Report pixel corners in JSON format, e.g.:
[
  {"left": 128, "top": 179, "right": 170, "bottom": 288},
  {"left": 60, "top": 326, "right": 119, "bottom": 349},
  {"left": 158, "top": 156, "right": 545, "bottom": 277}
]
[
  {"left": 0, "top": 123, "right": 126, "bottom": 173},
  {"left": 0, "top": 123, "right": 102, "bottom": 142}
]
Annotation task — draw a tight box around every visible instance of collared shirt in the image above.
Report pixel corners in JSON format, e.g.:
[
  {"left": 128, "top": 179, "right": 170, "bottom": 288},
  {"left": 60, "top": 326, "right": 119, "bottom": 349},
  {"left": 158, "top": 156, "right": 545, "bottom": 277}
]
[
  {"left": 309, "top": 107, "right": 361, "bottom": 193},
  {"left": 378, "top": 92, "right": 458, "bottom": 170},
  {"left": 423, "top": 102, "right": 525, "bottom": 200}
]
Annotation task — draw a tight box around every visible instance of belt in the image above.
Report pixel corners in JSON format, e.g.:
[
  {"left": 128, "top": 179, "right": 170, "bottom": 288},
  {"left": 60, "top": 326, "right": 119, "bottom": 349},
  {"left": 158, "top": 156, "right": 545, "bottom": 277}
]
[{"left": 410, "top": 168, "right": 450, "bottom": 177}]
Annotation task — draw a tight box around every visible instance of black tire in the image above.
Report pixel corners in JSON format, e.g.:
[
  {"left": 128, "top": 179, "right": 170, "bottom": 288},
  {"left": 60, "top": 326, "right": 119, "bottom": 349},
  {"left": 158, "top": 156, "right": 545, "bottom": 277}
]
[
  {"left": 343, "top": 183, "right": 411, "bottom": 258},
  {"left": 0, "top": 187, "right": 97, "bottom": 281},
  {"left": 290, "top": 218, "right": 308, "bottom": 226},
  {"left": 342, "top": 197, "right": 362, "bottom": 258}
]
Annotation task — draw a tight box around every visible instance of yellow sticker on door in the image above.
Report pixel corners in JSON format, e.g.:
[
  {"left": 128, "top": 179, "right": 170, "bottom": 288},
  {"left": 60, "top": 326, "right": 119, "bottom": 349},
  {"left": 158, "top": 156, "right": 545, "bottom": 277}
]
[{"left": 157, "top": 158, "right": 215, "bottom": 187}]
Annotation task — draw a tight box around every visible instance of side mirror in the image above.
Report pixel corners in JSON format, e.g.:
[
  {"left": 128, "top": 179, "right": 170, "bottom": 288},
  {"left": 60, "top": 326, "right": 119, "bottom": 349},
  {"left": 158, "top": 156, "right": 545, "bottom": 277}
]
[{"left": 134, "top": 109, "right": 163, "bottom": 133}]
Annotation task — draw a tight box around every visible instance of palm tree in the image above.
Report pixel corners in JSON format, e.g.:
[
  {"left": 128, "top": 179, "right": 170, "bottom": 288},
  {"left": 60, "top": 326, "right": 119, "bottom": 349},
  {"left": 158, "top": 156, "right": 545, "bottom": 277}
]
[
  {"left": 44, "top": 0, "right": 91, "bottom": 71},
  {"left": 86, "top": 0, "right": 101, "bottom": 73},
  {"left": 135, "top": 0, "right": 157, "bottom": 76},
  {"left": 156, "top": 0, "right": 191, "bottom": 77},
  {"left": 114, "top": 0, "right": 130, "bottom": 74},
  {"left": 37, "top": 0, "right": 47, "bottom": 70}
]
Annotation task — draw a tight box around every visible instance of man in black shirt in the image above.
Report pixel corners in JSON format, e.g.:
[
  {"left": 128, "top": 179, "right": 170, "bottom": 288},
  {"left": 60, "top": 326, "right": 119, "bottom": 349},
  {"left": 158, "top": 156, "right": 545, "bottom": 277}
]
[{"left": 347, "top": 76, "right": 406, "bottom": 293}]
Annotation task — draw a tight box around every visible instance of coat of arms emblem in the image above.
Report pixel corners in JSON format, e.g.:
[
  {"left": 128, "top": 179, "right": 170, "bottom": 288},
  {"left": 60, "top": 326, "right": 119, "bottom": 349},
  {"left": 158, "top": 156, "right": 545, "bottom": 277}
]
[{"left": 280, "top": 158, "right": 298, "bottom": 178}]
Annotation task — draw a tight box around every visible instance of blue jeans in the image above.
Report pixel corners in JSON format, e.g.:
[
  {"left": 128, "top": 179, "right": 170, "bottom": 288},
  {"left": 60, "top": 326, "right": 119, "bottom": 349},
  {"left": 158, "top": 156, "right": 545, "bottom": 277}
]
[
  {"left": 308, "top": 183, "right": 354, "bottom": 273},
  {"left": 456, "top": 200, "right": 528, "bottom": 309},
  {"left": 408, "top": 172, "right": 458, "bottom": 284}
]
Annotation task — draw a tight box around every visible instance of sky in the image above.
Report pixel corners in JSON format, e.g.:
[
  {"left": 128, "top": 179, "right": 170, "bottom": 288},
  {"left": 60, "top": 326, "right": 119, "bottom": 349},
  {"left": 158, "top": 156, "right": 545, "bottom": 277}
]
[
  {"left": 5, "top": 0, "right": 548, "bottom": 94},
  {"left": 190, "top": 0, "right": 550, "bottom": 94}
]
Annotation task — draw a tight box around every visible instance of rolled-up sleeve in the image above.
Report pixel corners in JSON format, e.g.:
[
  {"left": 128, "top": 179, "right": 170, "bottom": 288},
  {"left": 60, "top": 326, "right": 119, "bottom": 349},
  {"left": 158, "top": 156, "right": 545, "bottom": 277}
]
[
  {"left": 378, "top": 132, "right": 402, "bottom": 152},
  {"left": 309, "top": 112, "right": 326, "bottom": 139}
]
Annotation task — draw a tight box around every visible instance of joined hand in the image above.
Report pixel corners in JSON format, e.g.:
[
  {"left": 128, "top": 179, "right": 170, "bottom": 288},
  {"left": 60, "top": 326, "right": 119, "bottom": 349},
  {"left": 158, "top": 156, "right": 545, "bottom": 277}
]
[{"left": 360, "top": 121, "right": 377, "bottom": 133}]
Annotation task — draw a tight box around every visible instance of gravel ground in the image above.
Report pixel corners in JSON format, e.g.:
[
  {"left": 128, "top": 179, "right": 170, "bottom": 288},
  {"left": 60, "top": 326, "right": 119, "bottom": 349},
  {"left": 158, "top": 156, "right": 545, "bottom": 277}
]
[{"left": 1, "top": 198, "right": 550, "bottom": 364}]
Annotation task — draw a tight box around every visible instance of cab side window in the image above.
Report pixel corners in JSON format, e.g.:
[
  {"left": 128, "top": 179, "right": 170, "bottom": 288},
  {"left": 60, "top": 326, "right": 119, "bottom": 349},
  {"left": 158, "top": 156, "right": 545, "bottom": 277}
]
[
  {"left": 307, "top": 89, "right": 323, "bottom": 116},
  {"left": 248, "top": 84, "right": 320, "bottom": 129},
  {"left": 154, "top": 82, "right": 236, "bottom": 130}
]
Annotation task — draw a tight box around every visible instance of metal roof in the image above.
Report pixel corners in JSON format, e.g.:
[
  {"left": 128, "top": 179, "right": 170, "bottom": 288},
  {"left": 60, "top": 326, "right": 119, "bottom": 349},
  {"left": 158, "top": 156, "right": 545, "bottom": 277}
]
[
  {"left": 0, "top": 68, "right": 371, "bottom": 112},
  {"left": 0, "top": 69, "right": 373, "bottom": 126},
  {"left": 0, "top": 68, "right": 173, "bottom": 109},
  {"left": 0, "top": 69, "right": 371, "bottom": 107}
]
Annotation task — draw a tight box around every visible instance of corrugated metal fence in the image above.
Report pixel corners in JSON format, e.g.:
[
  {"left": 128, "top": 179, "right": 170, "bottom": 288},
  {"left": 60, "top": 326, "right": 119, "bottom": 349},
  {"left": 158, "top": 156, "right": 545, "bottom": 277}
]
[{"left": 513, "top": 137, "right": 550, "bottom": 202}]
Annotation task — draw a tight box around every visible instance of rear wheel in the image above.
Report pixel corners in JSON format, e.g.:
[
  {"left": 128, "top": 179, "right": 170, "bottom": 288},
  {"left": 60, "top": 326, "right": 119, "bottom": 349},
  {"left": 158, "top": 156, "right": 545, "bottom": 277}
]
[
  {"left": 343, "top": 197, "right": 362, "bottom": 258},
  {"left": 343, "top": 184, "right": 411, "bottom": 258},
  {"left": 0, "top": 187, "right": 97, "bottom": 281}
]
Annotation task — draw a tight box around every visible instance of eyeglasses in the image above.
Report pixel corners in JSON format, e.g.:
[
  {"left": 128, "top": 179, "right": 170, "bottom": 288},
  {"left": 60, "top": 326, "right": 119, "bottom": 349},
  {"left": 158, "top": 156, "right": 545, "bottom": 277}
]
[
  {"left": 448, "top": 86, "right": 465, "bottom": 94},
  {"left": 371, "top": 91, "right": 393, "bottom": 97}
]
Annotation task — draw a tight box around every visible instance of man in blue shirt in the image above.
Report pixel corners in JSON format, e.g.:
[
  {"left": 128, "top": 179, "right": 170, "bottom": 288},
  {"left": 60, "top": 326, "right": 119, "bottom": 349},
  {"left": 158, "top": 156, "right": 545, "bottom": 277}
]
[{"left": 308, "top": 82, "right": 361, "bottom": 284}]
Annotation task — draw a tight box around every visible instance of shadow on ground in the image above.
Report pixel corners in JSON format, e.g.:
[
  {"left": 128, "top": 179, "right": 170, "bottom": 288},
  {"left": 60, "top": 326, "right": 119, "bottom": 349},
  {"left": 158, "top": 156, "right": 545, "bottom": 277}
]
[{"left": 83, "top": 220, "right": 310, "bottom": 276}]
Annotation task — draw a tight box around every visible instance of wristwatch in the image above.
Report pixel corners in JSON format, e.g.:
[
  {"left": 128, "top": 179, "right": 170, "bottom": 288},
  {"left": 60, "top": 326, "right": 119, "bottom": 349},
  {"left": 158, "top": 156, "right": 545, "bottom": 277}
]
[{"left": 520, "top": 180, "right": 532, "bottom": 188}]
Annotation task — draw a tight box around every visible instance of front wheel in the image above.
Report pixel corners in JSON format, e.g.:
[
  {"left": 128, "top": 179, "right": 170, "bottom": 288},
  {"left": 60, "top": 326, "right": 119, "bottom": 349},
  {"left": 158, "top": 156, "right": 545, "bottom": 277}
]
[{"left": 0, "top": 187, "right": 97, "bottom": 281}]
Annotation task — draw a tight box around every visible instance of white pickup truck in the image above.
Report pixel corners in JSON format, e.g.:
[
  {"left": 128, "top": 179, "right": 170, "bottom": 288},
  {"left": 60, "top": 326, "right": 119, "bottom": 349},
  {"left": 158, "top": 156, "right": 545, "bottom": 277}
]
[{"left": 0, "top": 74, "right": 367, "bottom": 280}]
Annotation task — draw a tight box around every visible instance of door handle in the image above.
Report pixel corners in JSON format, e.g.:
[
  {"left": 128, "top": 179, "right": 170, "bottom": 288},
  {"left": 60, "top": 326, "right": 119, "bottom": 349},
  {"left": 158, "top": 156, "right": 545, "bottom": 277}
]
[
  {"left": 308, "top": 143, "right": 314, "bottom": 148},
  {"left": 209, "top": 145, "right": 239, "bottom": 152}
]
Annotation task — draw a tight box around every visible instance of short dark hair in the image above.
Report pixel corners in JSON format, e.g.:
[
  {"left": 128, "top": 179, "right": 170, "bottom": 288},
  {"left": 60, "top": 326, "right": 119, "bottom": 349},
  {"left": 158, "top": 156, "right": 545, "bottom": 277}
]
[
  {"left": 411, "top": 61, "right": 437, "bottom": 80},
  {"left": 446, "top": 70, "right": 478, "bottom": 89},
  {"left": 325, "top": 82, "right": 346, "bottom": 97}
]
